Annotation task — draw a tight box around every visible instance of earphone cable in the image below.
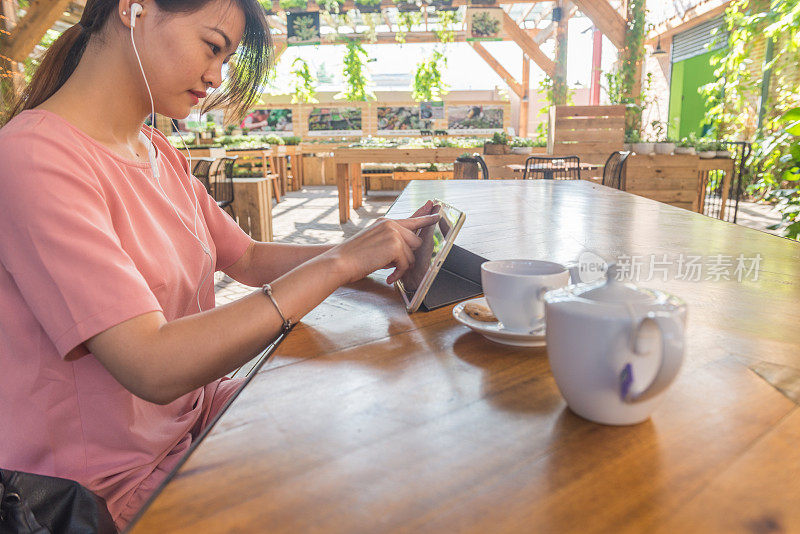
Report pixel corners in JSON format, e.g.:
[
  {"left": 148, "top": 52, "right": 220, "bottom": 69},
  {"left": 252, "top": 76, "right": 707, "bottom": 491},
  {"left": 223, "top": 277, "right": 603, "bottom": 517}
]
[{"left": 130, "top": 22, "right": 213, "bottom": 313}]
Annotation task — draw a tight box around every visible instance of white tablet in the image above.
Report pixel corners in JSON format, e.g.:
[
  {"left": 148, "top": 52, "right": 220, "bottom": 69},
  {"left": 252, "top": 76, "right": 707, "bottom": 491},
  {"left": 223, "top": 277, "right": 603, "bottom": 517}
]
[{"left": 395, "top": 199, "right": 466, "bottom": 313}]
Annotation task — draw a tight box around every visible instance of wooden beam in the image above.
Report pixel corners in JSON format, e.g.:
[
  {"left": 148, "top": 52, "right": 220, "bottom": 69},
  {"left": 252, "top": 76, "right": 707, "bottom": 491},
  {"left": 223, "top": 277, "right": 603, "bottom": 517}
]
[
  {"left": 469, "top": 41, "right": 523, "bottom": 98},
  {"left": 648, "top": 0, "right": 730, "bottom": 44},
  {"left": 272, "top": 41, "right": 287, "bottom": 64},
  {"left": 533, "top": 4, "right": 575, "bottom": 44},
  {"left": 501, "top": 10, "right": 554, "bottom": 77},
  {"left": 517, "top": 3, "right": 537, "bottom": 25},
  {"left": 520, "top": 53, "right": 530, "bottom": 137},
  {"left": 570, "top": 0, "right": 625, "bottom": 49},
  {"left": 3, "top": 0, "right": 72, "bottom": 62}
]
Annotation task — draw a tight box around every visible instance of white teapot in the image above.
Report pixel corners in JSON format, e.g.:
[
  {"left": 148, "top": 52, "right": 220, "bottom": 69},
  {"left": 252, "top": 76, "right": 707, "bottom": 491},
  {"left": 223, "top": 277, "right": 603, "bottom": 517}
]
[{"left": 543, "top": 265, "right": 687, "bottom": 425}]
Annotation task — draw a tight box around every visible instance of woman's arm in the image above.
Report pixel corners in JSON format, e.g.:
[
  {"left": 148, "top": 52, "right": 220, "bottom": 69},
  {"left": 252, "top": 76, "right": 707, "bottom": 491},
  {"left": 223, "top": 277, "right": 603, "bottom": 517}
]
[
  {"left": 224, "top": 242, "right": 334, "bottom": 287},
  {"left": 85, "top": 214, "right": 437, "bottom": 405}
]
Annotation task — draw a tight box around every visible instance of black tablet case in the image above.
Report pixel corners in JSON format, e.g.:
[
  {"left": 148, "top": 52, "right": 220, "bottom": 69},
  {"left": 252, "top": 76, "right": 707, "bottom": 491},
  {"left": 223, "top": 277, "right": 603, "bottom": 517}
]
[{"left": 418, "top": 244, "right": 487, "bottom": 311}]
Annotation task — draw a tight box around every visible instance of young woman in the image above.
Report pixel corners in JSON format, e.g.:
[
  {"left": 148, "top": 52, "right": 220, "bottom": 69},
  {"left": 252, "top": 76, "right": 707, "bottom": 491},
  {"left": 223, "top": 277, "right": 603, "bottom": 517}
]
[{"left": 0, "top": 0, "right": 437, "bottom": 528}]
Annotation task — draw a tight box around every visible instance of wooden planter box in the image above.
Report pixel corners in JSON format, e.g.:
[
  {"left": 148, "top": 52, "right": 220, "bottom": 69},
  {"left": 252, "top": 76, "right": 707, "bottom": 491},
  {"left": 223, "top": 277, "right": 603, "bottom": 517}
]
[
  {"left": 624, "top": 154, "right": 701, "bottom": 212},
  {"left": 484, "top": 143, "right": 510, "bottom": 155}
]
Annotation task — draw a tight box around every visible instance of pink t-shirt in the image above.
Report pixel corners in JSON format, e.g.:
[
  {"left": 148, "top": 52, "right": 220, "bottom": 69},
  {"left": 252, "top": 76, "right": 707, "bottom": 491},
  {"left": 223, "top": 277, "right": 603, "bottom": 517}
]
[{"left": 0, "top": 110, "right": 252, "bottom": 528}]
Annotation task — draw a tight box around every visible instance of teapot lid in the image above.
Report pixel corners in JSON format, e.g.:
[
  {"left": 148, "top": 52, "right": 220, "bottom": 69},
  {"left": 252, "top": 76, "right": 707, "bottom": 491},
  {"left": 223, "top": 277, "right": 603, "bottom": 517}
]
[{"left": 578, "top": 264, "right": 656, "bottom": 304}]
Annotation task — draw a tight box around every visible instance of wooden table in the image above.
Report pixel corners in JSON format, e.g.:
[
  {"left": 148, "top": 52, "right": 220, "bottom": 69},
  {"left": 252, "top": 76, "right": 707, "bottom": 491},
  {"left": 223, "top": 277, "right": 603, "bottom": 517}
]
[{"left": 130, "top": 180, "right": 800, "bottom": 533}]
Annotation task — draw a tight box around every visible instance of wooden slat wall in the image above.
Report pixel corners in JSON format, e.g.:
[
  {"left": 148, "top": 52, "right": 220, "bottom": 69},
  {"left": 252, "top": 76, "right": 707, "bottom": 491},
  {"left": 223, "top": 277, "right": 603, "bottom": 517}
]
[{"left": 548, "top": 104, "right": 626, "bottom": 166}]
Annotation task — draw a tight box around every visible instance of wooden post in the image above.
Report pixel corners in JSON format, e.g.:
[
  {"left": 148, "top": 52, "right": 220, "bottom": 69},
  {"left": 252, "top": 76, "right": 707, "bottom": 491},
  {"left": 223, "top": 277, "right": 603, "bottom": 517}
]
[
  {"left": 552, "top": 0, "right": 569, "bottom": 106},
  {"left": 337, "top": 162, "right": 351, "bottom": 223},
  {"left": 520, "top": 54, "right": 530, "bottom": 137}
]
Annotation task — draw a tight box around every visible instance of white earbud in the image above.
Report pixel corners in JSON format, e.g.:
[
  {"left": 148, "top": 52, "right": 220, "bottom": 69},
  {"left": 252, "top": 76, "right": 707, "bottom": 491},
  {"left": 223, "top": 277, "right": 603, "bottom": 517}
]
[{"left": 130, "top": 3, "right": 143, "bottom": 28}]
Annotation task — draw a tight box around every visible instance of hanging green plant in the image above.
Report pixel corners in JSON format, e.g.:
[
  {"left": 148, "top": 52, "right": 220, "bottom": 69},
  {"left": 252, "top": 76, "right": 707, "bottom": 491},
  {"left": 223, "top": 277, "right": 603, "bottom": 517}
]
[
  {"left": 336, "top": 40, "right": 376, "bottom": 101},
  {"left": 289, "top": 58, "right": 319, "bottom": 103},
  {"left": 412, "top": 50, "right": 448, "bottom": 102},
  {"left": 361, "top": 13, "right": 380, "bottom": 43},
  {"left": 434, "top": 9, "right": 460, "bottom": 43},
  {"left": 257, "top": 0, "right": 274, "bottom": 12},
  {"left": 318, "top": 0, "right": 344, "bottom": 14},
  {"left": 395, "top": 11, "right": 422, "bottom": 43}
]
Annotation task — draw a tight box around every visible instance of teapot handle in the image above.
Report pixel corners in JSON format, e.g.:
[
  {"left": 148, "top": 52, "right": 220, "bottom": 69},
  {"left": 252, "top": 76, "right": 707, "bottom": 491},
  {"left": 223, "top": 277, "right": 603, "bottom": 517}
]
[{"left": 620, "top": 312, "right": 685, "bottom": 403}]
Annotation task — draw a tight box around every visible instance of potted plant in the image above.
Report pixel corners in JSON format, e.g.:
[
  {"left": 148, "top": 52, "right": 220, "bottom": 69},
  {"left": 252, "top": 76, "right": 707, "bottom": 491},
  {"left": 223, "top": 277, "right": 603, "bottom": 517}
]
[
  {"left": 484, "top": 131, "right": 510, "bottom": 155},
  {"left": 715, "top": 141, "right": 732, "bottom": 158},
  {"left": 654, "top": 137, "right": 676, "bottom": 155},
  {"left": 628, "top": 131, "right": 654, "bottom": 155},
  {"left": 622, "top": 130, "right": 638, "bottom": 151},
  {"left": 510, "top": 136, "right": 534, "bottom": 154},
  {"left": 697, "top": 138, "right": 717, "bottom": 159},
  {"left": 674, "top": 134, "right": 697, "bottom": 155},
  {"left": 355, "top": 0, "right": 381, "bottom": 13}
]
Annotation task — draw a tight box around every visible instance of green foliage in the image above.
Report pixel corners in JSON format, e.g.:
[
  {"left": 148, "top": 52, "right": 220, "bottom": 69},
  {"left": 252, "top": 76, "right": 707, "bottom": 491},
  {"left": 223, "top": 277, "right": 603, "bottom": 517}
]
[
  {"left": 700, "top": 1, "right": 800, "bottom": 238},
  {"left": 356, "top": 0, "right": 382, "bottom": 5},
  {"left": 257, "top": 0, "right": 273, "bottom": 11},
  {"left": 604, "top": 0, "right": 647, "bottom": 137},
  {"left": 289, "top": 58, "right": 318, "bottom": 103},
  {"left": 280, "top": 0, "right": 308, "bottom": 10},
  {"left": 336, "top": 40, "right": 376, "bottom": 102},
  {"left": 412, "top": 50, "right": 448, "bottom": 102},
  {"left": 283, "top": 136, "right": 302, "bottom": 145},
  {"left": 678, "top": 133, "right": 699, "bottom": 147}
]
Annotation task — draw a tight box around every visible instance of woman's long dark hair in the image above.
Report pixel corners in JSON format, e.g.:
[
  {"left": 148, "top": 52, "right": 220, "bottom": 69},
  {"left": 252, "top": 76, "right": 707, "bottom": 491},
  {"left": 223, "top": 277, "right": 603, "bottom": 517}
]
[{"left": 4, "top": 0, "right": 272, "bottom": 124}]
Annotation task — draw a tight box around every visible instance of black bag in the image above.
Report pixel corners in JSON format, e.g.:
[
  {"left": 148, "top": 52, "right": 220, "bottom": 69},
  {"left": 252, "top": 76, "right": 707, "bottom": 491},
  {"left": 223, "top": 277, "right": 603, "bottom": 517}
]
[{"left": 0, "top": 469, "right": 116, "bottom": 534}]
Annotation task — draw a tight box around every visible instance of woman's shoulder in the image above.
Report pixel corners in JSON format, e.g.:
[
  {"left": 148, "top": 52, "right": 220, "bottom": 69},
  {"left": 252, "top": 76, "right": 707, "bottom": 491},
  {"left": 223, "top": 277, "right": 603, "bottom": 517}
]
[{"left": 0, "top": 110, "right": 101, "bottom": 165}]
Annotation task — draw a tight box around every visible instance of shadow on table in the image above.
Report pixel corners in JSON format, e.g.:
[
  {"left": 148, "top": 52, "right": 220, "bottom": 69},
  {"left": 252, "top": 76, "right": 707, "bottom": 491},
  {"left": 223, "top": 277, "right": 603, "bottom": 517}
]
[{"left": 450, "top": 331, "right": 564, "bottom": 415}]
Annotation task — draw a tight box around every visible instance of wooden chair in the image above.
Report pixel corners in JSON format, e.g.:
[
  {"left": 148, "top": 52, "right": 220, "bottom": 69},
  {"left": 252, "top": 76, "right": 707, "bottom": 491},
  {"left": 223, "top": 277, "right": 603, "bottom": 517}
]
[
  {"left": 454, "top": 154, "right": 489, "bottom": 180},
  {"left": 601, "top": 151, "right": 631, "bottom": 190},
  {"left": 703, "top": 141, "right": 751, "bottom": 223},
  {"left": 191, "top": 157, "right": 216, "bottom": 194},
  {"left": 523, "top": 156, "right": 581, "bottom": 180},
  {"left": 211, "top": 156, "right": 238, "bottom": 219}
]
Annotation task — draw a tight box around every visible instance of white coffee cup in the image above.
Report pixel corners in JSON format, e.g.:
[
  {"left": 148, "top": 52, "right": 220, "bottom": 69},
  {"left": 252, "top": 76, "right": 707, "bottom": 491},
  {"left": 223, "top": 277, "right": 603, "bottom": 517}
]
[{"left": 480, "top": 259, "right": 571, "bottom": 333}]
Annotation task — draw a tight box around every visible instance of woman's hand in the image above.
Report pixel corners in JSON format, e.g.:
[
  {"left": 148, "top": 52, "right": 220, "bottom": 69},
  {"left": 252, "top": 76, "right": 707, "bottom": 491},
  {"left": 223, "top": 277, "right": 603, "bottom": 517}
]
[{"left": 325, "top": 201, "right": 440, "bottom": 285}]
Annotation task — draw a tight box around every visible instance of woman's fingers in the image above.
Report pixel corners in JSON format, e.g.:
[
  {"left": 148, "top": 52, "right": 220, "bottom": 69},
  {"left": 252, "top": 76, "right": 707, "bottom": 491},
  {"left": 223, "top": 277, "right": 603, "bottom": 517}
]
[
  {"left": 394, "top": 213, "right": 441, "bottom": 232},
  {"left": 410, "top": 200, "right": 434, "bottom": 218}
]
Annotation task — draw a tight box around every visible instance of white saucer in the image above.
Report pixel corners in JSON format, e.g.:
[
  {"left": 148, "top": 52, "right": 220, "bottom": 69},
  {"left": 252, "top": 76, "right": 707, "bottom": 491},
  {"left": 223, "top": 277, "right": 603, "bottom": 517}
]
[{"left": 452, "top": 297, "right": 547, "bottom": 348}]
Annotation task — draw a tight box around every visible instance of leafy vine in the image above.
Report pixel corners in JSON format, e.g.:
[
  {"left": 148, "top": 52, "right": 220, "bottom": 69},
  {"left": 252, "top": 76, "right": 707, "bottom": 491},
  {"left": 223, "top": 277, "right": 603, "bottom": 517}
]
[{"left": 336, "top": 39, "right": 376, "bottom": 101}]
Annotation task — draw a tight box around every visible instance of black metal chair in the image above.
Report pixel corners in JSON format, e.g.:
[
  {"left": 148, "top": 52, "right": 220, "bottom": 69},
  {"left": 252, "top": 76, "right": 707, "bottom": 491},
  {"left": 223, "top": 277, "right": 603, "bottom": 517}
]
[
  {"left": 191, "top": 157, "right": 216, "bottom": 194},
  {"left": 601, "top": 151, "right": 631, "bottom": 190},
  {"left": 455, "top": 153, "right": 489, "bottom": 180},
  {"left": 701, "top": 141, "right": 752, "bottom": 223},
  {"left": 211, "top": 156, "right": 238, "bottom": 219},
  {"left": 523, "top": 155, "right": 581, "bottom": 180}
]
